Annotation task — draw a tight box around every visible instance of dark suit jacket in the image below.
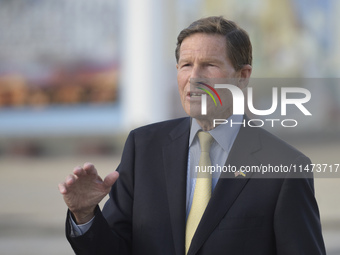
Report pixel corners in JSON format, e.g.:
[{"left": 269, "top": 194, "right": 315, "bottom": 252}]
[{"left": 66, "top": 117, "right": 325, "bottom": 255}]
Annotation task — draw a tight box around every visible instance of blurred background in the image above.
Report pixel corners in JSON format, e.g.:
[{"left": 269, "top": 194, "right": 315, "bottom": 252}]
[{"left": 0, "top": 0, "right": 339, "bottom": 254}]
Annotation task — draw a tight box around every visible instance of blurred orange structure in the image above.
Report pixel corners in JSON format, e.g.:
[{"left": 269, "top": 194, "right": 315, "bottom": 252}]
[{"left": 0, "top": 66, "right": 119, "bottom": 109}]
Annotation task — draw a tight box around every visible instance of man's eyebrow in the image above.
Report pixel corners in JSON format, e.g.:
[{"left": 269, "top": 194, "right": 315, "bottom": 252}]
[
  {"left": 178, "top": 57, "right": 192, "bottom": 64},
  {"left": 178, "top": 57, "right": 224, "bottom": 64},
  {"left": 201, "top": 58, "right": 225, "bottom": 64}
]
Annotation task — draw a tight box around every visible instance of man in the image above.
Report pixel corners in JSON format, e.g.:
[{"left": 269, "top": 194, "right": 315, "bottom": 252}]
[{"left": 59, "top": 16, "right": 326, "bottom": 254}]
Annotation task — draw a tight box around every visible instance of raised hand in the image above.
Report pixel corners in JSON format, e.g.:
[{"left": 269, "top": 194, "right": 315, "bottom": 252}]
[{"left": 58, "top": 162, "right": 119, "bottom": 224}]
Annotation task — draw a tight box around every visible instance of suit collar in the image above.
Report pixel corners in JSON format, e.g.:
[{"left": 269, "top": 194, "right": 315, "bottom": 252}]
[
  {"left": 163, "top": 117, "right": 190, "bottom": 255},
  {"left": 168, "top": 117, "right": 191, "bottom": 142}
]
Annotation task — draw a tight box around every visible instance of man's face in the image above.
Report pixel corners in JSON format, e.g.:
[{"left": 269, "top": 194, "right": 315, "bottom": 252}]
[{"left": 176, "top": 33, "right": 241, "bottom": 121}]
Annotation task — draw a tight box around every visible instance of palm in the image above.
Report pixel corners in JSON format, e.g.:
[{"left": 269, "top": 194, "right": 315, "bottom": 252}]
[{"left": 59, "top": 163, "right": 119, "bottom": 224}]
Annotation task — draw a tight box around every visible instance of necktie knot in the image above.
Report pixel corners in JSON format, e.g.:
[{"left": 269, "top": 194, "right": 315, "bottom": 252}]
[{"left": 197, "top": 131, "right": 214, "bottom": 152}]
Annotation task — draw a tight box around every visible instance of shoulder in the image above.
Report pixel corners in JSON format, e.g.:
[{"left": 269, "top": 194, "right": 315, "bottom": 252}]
[
  {"left": 127, "top": 117, "right": 190, "bottom": 146},
  {"left": 258, "top": 127, "right": 307, "bottom": 159},
  {"left": 133, "top": 117, "right": 189, "bottom": 134},
  {"left": 240, "top": 123, "right": 310, "bottom": 165}
]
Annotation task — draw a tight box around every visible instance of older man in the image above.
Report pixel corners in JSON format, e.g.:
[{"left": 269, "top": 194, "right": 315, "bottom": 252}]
[{"left": 59, "top": 16, "right": 325, "bottom": 255}]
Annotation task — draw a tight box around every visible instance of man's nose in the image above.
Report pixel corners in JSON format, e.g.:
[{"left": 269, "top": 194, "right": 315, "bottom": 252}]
[{"left": 189, "top": 65, "right": 201, "bottom": 79}]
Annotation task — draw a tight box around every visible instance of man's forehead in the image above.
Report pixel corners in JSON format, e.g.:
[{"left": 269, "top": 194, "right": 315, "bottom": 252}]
[
  {"left": 179, "top": 49, "right": 225, "bottom": 59},
  {"left": 178, "top": 47, "right": 228, "bottom": 62},
  {"left": 181, "top": 34, "right": 226, "bottom": 47},
  {"left": 179, "top": 34, "right": 227, "bottom": 56}
]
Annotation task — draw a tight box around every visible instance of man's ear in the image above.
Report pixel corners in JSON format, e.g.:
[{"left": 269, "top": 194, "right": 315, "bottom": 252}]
[{"left": 237, "top": 64, "right": 252, "bottom": 89}]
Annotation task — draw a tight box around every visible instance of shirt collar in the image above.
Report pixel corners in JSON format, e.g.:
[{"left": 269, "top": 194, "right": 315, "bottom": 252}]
[{"left": 189, "top": 115, "right": 243, "bottom": 152}]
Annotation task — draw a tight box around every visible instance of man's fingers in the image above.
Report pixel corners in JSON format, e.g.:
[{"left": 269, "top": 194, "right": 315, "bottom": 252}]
[
  {"left": 83, "top": 162, "right": 98, "bottom": 175},
  {"left": 103, "top": 171, "right": 119, "bottom": 188},
  {"left": 65, "top": 174, "right": 76, "bottom": 185},
  {"left": 73, "top": 166, "right": 86, "bottom": 177},
  {"left": 58, "top": 182, "right": 67, "bottom": 194},
  {"left": 59, "top": 173, "right": 78, "bottom": 195}
]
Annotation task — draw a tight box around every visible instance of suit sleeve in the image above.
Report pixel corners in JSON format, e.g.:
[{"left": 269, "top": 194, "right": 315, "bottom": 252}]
[
  {"left": 274, "top": 156, "right": 326, "bottom": 255},
  {"left": 65, "top": 131, "right": 136, "bottom": 255}
]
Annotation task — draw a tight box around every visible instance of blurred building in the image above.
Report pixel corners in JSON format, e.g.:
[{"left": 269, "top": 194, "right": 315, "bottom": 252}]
[
  {"left": 0, "top": 0, "right": 339, "bottom": 156},
  {"left": 0, "top": 0, "right": 119, "bottom": 71}
]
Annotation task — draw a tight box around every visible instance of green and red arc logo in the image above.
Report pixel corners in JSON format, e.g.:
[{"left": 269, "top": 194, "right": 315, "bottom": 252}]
[{"left": 197, "top": 82, "right": 222, "bottom": 106}]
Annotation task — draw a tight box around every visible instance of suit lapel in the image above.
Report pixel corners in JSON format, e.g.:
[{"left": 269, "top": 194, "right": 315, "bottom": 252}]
[
  {"left": 163, "top": 118, "right": 190, "bottom": 255},
  {"left": 187, "top": 123, "right": 262, "bottom": 255}
]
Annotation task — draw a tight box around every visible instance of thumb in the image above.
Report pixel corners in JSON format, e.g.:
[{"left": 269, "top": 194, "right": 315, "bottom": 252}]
[{"left": 103, "top": 171, "right": 119, "bottom": 188}]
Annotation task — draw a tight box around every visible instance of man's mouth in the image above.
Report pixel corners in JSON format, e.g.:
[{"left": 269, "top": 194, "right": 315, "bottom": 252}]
[
  {"left": 190, "top": 92, "right": 202, "bottom": 97},
  {"left": 188, "top": 92, "right": 204, "bottom": 97}
]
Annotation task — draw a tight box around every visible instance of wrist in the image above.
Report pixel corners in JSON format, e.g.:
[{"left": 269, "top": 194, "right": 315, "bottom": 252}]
[{"left": 71, "top": 207, "right": 96, "bottom": 225}]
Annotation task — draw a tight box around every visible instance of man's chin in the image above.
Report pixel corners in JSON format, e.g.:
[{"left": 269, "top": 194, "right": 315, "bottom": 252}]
[
  {"left": 186, "top": 109, "right": 202, "bottom": 119},
  {"left": 188, "top": 112, "right": 214, "bottom": 123}
]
